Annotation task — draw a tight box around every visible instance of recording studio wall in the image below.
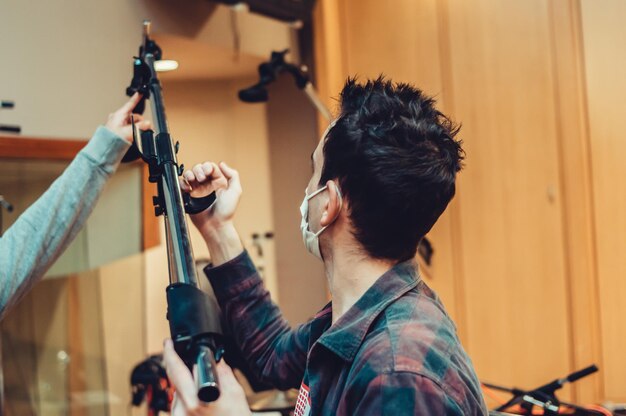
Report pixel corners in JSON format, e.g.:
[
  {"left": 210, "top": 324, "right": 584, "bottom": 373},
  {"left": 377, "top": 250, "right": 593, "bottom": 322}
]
[{"left": 314, "top": 0, "right": 626, "bottom": 405}]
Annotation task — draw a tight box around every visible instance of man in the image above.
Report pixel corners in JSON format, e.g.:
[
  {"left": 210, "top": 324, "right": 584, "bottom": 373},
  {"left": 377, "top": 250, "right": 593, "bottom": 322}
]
[
  {"left": 164, "top": 78, "right": 488, "bottom": 415},
  {"left": 0, "top": 93, "right": 150, "bottom": 319}
]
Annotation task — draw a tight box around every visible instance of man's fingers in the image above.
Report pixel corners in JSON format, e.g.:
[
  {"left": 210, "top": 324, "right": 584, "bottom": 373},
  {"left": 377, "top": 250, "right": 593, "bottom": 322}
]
[
  {"left": 219, "top": 162, "right": 238, "bottom": 181},
  {"left": 180, "top": 177, "right": 192, "bottom": 192},
  {"left": 192, "top": 164, "right": 207, "bottom": 182},
  {"left": 201, "top": 162, "right": 214, "bottom": 178},
  {"left": 182, "top": 161, "right": 231, "bottom": 197},
  {"left": 119, "top": 92, "right": 142, "bottom": 114},
  {"left": 183, "top": 170, "right": 197, "bottom": 184},
  {"left": 207, "top": 162, "right": 226, "bottom": 185},
  {"left": 200, "top": 162, "right": 227, "bottom": 189},
  {"left": 163, "top": 339, "right": 200, "bottom": 410},
  {"left": 219, "top": 162, "right": 242, "bottom": 193}
]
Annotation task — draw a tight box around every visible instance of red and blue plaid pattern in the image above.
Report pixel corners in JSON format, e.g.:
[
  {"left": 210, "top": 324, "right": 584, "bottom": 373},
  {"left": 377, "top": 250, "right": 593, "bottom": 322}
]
[{"left": 206, "top": 252, "right": 487, "bottom": 415}]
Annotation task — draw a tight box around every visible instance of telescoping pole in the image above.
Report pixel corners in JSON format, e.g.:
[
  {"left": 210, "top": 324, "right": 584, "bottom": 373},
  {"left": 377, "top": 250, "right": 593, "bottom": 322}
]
[{"left": 132, "top": 20, "right": 222, "bottom": 402}]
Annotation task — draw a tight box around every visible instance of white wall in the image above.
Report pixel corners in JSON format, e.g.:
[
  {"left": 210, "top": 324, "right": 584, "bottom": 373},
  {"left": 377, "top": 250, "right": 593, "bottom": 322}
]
[
  {"left": 0, "top": 0, "right": 290, "bottom": 138},
  {"left": 0, "top": 0, "right": 149, "bottom": 138}
]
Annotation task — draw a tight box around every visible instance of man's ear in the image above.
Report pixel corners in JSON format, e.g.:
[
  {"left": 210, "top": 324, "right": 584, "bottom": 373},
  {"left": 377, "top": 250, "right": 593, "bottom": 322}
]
[{"left": 320, "top": 180, "right": 342, "bottom": 227}]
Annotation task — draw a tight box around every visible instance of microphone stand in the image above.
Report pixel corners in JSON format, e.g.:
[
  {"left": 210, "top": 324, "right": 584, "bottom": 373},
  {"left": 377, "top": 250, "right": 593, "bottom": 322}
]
[
  {"left": 125, "top": 20, "right": 224, "bottom": 403},
  {"left": 488, "top": 364, "right": 600, "bottom": 415}
]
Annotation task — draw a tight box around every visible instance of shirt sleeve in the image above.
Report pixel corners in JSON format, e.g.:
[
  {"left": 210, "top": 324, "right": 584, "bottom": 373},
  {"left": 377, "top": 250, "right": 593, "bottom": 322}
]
[
  {"left": 0, "top": 126, "right": 129, "bottom": 319},
  {"left": 205, "top": 251, "right": 310, "bottom": 390},
  {"left": 350, "top": 371, "right": 467, "bottom": 415}
]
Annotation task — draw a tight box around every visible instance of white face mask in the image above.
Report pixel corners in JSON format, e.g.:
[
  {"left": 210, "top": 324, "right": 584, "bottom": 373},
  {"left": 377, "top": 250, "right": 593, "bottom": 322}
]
[{"left": 299, "top": 184, "right": 342, "bottom": 260}]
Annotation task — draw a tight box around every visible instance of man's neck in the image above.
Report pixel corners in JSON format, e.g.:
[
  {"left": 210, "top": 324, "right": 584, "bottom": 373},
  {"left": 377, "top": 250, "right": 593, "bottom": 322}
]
[{"left": 325, "top": 248, "right": 395, "bottom": 325}]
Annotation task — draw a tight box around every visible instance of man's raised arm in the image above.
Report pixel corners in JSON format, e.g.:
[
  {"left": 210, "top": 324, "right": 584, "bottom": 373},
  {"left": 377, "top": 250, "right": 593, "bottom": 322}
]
[{"left": 180, "top": 162, "right": 310, "bottom": 389}]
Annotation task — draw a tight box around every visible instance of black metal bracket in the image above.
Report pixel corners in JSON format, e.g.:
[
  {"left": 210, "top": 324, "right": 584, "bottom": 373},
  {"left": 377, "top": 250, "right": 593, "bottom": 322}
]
[
  {"left": 125, "top": 32, "right": 162, "bottom": 115},
  {"left": 125, "top": 120, "right": 216, "bottom": 217},
  {"left": 0, "top": 99, "right": 21, "bottom": 134},
  {"left": 184, "top": 193, "right": 217, "bottom": 215},
  {"left": 238, "top": 49, "right": 310, "bottom": 102}
]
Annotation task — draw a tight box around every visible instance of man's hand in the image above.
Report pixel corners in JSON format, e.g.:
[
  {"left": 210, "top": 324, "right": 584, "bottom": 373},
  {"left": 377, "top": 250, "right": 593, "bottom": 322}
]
[
  {"left": 163, "top": 339, "right": 251, "bottom": 416},
  {"left": 104, "top": 93, "right": 151, "bottom": 142},
  {"left": 179, "top": 161, "right": 244, "bottom": 265},
  {"left": 180, "top": 161, "right": 242, "bottom": 233}
]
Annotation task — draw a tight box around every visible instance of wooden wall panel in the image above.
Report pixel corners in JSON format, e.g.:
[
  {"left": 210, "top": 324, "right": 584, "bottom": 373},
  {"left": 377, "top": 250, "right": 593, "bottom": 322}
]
[
  {"left": 580, "top": 0, "right": 626, "bottom": 401},
  {"left": 547, "top": 0, "right": 603, "bottom": 403},
  {"left": 444, "top": 0, "right": 572, "bottom": 394},
  {"left": 320, "top": 0, "right": 465, "bottom": 328},
  {"left": 342, "top": 0, "right": 445, "bottom": 94},
  {"left": 313, "top": 0, "right": 622, "bottom": 405},
  {"left": 313, "top": 0, "right": 348, "bottom": 124}
]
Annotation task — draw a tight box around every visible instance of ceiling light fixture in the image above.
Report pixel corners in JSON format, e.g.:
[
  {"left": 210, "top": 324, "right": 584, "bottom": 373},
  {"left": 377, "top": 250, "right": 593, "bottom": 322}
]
[{"left": 154, "top": 60, "right": 179, "bottom": 72}]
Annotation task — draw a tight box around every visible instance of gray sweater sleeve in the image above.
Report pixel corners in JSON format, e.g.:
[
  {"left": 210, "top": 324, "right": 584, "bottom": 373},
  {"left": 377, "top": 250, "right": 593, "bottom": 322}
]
[{"left": 0, "top": 126, "right": 130, "bottom": 318}]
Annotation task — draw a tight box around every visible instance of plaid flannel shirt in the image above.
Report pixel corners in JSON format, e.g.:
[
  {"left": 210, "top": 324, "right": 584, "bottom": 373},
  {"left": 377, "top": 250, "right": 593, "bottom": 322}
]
[{"left": 205, "top": 251, "right": 487, "bottom": 415}]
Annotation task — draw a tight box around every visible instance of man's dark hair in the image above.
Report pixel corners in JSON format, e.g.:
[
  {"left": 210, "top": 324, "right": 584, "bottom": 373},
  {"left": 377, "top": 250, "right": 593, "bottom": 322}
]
[{"left": 320, "top": 76, "right": 464, "bottom": 262}]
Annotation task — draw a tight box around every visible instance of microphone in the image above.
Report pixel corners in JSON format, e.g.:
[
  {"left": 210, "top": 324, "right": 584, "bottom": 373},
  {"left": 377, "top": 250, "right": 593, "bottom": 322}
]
[
  {"left": 237, "top": 52, "right": 287, "bottom": 103},
  {"left": 238, "top": 84, "right": 269, "bottom": 103},
  {"left": 534, "top": 364, "right": 598, "bottom": 394},
  {"left": 0, "top": 196, "right": 14, "bottom": 212},
  {"left": 565, "top": 364, "right": 598, "bottom": 385},
  {"left": 236, "top": 50, "right": 332, "bottom": 120}
]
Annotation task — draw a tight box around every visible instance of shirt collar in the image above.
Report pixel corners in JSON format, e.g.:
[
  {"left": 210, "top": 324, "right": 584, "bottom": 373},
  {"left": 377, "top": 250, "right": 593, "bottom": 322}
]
[{"left": 314, "top": 259, "right": 420, "bottom": 362}]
